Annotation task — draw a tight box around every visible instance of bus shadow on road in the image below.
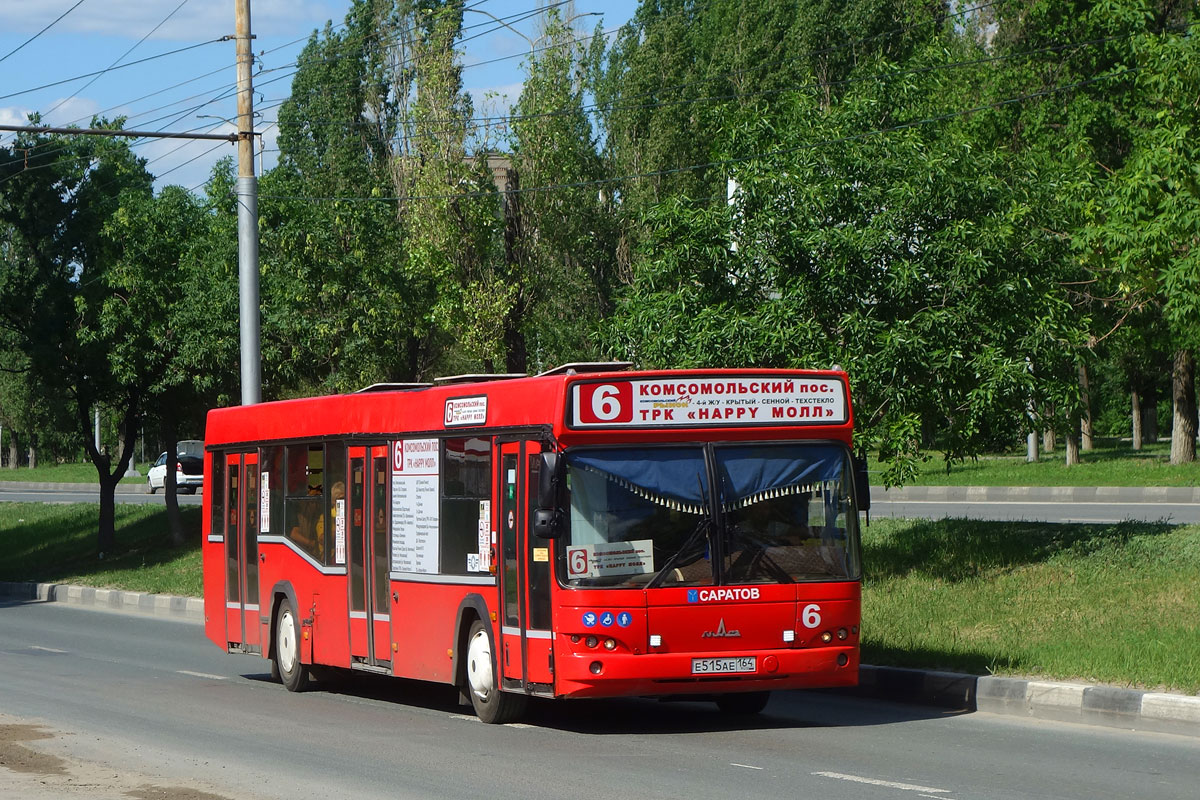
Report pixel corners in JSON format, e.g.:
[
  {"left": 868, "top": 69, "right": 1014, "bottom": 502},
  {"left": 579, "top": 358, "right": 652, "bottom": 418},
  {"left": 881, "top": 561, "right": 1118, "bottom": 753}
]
[
  {"left": 516, "top": 690, "right": 967, "bottom": 735},
  {"left": 241, "top": 667, "right": 964, "bottom": 734}
]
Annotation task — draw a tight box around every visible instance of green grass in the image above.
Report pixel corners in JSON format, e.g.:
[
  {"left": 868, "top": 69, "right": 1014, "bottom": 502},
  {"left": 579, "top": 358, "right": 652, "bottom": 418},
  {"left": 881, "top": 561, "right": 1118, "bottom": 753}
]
[
  {"left": 909, "top": 439, "right": 1200, "bottom": 487},
  {"left": 0, "top": 462, "right": 151, "bottom": 484},
  {"left": 0, "top": 503, "right": 201, "bottom": 596},
  {"left": 4, "top": 502, "right": 1197, "bottom": 693},
  {"left": 862, "top": 517, "right": 1200, "bottom": 693}
]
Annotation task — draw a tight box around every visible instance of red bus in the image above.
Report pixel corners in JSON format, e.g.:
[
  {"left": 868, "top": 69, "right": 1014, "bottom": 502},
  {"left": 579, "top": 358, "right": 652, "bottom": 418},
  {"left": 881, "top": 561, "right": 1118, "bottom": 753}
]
[{"left": 202, "top": 364, "right": 867, "bottom": 722}]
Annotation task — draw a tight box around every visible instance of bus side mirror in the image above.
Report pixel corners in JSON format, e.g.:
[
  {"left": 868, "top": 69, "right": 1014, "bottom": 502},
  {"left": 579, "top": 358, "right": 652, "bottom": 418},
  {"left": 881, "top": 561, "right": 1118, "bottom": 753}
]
[
  {"left": 533, "top": 452, "right": 564, "bottom": 539},
  {"left": 853, "top": 454, "right": 871, "bottom": 512}
]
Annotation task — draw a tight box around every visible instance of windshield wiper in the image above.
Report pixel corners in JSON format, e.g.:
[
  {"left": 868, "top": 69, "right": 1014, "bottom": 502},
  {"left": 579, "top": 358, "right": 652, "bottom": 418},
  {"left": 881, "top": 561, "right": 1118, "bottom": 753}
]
[
  {"left": 647, "top": 473, "right": 713, "bottom": 590},
  {"left": 646, "top": 517, "right": 711, "bottom": 589},
  {"left": 726, "top": 524, "right": 794, "bottom": 584}
]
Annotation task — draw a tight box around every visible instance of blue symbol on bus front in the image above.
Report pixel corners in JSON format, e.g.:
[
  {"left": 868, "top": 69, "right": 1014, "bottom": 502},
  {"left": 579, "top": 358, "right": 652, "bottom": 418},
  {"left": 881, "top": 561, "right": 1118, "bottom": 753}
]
[
  {"left": 600, "top": 612, "right": 615, "bottom": 627},
  {"left": 687, "top": 590, "right": 699, "bottom": 603},
  {"left": 617, "top": 612, "right": 632, "bottom": 627},
  {"left": 582, "top": 612, "right": 597, "bottom": 627}
]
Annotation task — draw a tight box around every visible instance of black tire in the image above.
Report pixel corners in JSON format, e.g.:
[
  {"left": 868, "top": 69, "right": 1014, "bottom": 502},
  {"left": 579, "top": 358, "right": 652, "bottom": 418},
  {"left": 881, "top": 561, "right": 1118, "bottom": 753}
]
[
  {"left": 273, "top": 599, "right": 309, "bottom": 692},
  {"left": 464, "top": 619, "right": 526, "bottom": 724},
  {"left": 715, "top": 691, "right": 770, "bottom": 715},
  {"left": 147, "top": 483, "right": 157, "bottom": 495}
]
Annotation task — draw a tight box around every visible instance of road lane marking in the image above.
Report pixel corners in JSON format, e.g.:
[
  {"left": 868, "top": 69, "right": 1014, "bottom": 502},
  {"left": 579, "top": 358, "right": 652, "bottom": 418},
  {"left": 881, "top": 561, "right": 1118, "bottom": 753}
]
[
  {"left": 813, "top": 772, "right": 951, "bottom": 794},
  {"left": 730, "top": 763, "right": 763, "bottom": 770},
  {"left": 449, "top": 714, "right": 536, "bottom": 729},
  {"left": 29, "top": 646, "right": 68, "bottom": 654},
  {"left": 176, "top": 670, "right": 228, "bottom": 680}
]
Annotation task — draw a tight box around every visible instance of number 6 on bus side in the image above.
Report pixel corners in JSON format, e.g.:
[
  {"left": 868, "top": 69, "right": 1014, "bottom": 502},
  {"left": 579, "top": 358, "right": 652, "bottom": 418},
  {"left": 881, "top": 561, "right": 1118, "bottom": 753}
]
[{"left": 802, "top": 604, "right": 822, "bottom": 628}]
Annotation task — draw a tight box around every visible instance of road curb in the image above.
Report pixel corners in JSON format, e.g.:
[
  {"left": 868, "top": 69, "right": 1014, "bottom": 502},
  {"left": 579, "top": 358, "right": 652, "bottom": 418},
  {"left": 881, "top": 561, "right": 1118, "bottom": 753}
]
[
  {"left": 3, "top": 580, "right": 1196, "bottom": 738},
  {"left": 871, "top": 485, "right": 1200, "bottom": 503},
  {"left": 0, "top": 481, "right": 149, "bottom": 494},
  {"left": 857, "top": 665, "right": 1200, "bottom": 738},
  {"left": 0, "top": 581, "right": 204, "bottom": 623}
]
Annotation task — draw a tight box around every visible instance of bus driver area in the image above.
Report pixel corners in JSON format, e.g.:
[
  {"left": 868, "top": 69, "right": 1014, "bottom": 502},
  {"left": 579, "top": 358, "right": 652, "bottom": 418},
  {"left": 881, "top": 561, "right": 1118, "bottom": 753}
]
[{"left": 201, "top": 364, "right": 867, "bottom": 723}]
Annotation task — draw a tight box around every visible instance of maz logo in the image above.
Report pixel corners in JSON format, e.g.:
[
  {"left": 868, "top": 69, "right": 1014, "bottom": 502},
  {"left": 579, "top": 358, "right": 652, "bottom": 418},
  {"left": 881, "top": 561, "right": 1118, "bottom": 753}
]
[{"left": 702, "top": 618, "right": 741, "bottom": 638}]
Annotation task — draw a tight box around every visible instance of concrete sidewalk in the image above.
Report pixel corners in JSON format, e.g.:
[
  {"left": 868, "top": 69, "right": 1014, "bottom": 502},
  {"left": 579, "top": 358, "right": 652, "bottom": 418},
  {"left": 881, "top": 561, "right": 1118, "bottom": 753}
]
[{"left": 2, "top": 580, "right": 1196, "bottom": 738}]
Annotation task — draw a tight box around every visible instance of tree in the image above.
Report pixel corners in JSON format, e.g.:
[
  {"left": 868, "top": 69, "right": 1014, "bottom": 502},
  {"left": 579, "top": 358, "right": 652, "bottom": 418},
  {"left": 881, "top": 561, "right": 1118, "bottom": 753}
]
[
  {"left": 0, "top": 126, "right": 165, "bottom": 553},
  {"left": 1077, "top": 9, "right": 1200, "bottom": 463},
  {"left": 508, "top": 8, "right": 616, "bottom": 371}
]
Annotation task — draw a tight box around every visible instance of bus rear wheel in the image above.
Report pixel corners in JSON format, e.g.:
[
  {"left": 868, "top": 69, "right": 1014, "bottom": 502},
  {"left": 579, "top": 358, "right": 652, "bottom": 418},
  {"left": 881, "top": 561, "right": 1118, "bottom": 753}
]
[
  {"left": 715, "top": 691, "right": 770, "bottom": 715},
  {"left": 465, "top": 619, "right": 526, "bottom": 724},
  {"left": 274, "top": 599, "right": 309, "bottom": 692}
]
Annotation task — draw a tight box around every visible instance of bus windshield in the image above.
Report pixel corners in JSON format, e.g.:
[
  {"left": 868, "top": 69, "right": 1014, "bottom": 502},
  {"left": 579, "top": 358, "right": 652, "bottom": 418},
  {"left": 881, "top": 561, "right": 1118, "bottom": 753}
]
[{"left": 558, "top": 443, "right": 860, "bottom": 589}]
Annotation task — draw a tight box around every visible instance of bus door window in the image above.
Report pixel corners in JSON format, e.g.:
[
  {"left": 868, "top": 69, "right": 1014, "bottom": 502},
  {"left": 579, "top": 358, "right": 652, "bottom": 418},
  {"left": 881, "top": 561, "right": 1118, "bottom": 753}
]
[
  {"left": 225, "top": 458, "right": 241, "bottom": 605},
  {"left": 349, "top": 456, "right": 366, "bottom": 613},
  {"left": 372, "top": 453, "right": 390, "bottom": 635},
  {"left": 526, "top": 449, "right": 551, "bottom": 631},
  {"left": 501, "top": 452, "right": 521, "bottom": 629},
  {"left": 242, "top": 457, "right": 259, "bottom": 608}
]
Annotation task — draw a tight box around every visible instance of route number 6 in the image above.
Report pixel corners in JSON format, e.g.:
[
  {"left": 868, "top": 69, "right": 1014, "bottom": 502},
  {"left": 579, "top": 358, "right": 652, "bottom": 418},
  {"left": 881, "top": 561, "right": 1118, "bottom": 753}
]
[
  {"left": 591, "top": 384, "right": 622, "bottom": 421},
  {"left": 801, "top": 603, "right": 822, "bottom": 629},
  {"left": 568, "top": 547, "right": 589, "bottom": 576}
]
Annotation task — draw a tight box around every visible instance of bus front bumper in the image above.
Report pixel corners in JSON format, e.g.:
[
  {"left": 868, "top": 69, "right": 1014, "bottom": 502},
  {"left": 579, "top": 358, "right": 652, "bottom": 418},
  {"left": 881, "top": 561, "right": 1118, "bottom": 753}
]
[{"left": 552, "top": 645, "right": 859, "bottom": 699}]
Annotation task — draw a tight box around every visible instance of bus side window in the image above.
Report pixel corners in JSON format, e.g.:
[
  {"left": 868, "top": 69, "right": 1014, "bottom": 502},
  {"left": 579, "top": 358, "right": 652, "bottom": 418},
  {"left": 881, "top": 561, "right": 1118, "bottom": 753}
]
[
  {"left": 440, "top": 437, "right": 491, "bottom": 576},
  {"left": 284, "top": 443, "right": 328, "bottom": 563}
]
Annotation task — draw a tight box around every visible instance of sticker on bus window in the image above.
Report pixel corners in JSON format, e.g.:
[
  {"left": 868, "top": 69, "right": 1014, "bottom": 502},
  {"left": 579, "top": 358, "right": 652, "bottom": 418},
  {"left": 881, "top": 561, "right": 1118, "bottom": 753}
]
[
  {"left": 566, "top": 540, "right": 654, "bottom": 579},
  {"left": 335, "top": 498, "right": 346, "bottom": 565},
  {"left": 259, "top": 471, "right": 270, "bottom": 533}
]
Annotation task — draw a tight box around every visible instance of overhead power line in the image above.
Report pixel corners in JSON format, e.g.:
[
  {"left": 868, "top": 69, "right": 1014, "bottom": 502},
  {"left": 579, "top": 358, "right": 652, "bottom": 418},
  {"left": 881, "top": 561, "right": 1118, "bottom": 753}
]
[
  {"left": 0, "top": 37, "right": 227, "bottom": 103},
  {"left": 0, "top": 0, "right": 89, "bottom": 65},
  {"left": 0, "top": 123, "right": 234, "bottom": 142},
  {"left": 41, "top": 0, "right": 193, "bottom": 121}
]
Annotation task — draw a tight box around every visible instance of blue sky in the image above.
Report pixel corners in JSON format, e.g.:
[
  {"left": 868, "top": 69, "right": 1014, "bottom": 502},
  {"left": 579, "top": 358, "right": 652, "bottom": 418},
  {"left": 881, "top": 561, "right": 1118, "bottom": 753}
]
[{"left": 0, "top": 1, "right": 637, "bottom": 191}]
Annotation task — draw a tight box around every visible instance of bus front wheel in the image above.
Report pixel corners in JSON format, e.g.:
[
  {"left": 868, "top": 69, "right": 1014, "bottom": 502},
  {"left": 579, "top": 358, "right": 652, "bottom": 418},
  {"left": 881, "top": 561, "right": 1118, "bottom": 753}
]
[
  {"left": 465, "top": 619, "right": 526, "bottom": 724},
  {"left": 715, "top": 691, "right": 770, "bottom": 715},
  {"left": 274, "top": 599, "right": 309, "bottom": 692}
]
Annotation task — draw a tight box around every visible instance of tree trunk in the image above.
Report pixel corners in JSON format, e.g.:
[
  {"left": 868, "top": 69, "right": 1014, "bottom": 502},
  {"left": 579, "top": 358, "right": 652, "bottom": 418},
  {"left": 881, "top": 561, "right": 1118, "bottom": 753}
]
[
  {"left": 1042, "top": 427, "right": 1055, "bottom": 453},
  {"left": 1079, "top": 364, "right": 1094, "bottom": 451},
  {"left": 1170, "top": 348, "right": 1197, "bottom": 465},
  {"left": 1145, "top": 396, "right": 1159, "bottom": 443},
  {"left": 27, "top": 434, "right": 36, "bottom": 469},
  {"left": 1065, "top": 415, "right": 1081, "bottom": 466},
  {"left": 8, "top": 429, "right": 19, "bottom": 468},
  {"left": 1131, "top": 390, "right": 1143, "bottom": 451},
  {"left": 1026, "top": 400, "right": 1039, "bottom": 462},
  {"left": 97, "top": 472, "right": 118, "bottom": 555}
]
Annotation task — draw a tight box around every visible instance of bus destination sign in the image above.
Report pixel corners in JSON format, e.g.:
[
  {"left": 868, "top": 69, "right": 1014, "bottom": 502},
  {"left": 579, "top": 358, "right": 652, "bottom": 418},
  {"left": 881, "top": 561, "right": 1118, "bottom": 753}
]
[{"left": 569, "top": 376, "right": 847, "bottom": 428}]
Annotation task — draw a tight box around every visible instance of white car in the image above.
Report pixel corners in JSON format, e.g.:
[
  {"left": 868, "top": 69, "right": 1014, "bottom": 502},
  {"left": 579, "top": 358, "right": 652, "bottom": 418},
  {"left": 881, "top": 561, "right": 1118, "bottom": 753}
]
[{"left": 147, "top": 440, "right": 205, "bottom": 494}]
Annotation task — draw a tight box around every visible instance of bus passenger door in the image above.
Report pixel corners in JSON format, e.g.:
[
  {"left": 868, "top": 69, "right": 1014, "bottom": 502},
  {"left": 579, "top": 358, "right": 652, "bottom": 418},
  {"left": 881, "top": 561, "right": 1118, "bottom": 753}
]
[
  {"left": 223, "top": 452, "right": 261, "bottom": 651},
  {"left": 348, "top": 445, "right": 392, "bottom": 667},
  {"left": 497, "top": 440, "right": 554, "bottom": 691}
]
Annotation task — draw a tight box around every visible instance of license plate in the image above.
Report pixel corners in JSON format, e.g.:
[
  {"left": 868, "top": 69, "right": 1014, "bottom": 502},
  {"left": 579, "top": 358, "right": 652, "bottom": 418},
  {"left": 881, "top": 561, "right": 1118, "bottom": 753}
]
[{"left": 691, "top": 656, "right": 756, "bottom": 675}]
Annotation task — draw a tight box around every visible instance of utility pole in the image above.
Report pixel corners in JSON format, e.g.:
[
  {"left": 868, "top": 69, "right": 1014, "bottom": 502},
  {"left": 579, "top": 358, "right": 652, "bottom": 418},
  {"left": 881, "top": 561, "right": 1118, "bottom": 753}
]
[{"left": 235, "top": 0, "right": 262, "bottom": 405}]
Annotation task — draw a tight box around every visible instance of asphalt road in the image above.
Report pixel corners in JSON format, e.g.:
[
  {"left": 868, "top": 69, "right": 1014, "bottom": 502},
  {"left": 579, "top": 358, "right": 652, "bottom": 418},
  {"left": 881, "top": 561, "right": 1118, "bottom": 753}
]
[{"left": 1, "top": 601, "right": 1197, "bottom": 800}]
